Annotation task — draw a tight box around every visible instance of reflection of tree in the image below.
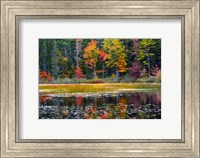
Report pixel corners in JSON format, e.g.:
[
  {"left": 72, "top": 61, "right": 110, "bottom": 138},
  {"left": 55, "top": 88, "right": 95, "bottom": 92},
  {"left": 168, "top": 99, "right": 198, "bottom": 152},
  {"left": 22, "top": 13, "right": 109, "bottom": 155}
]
[
  {"left": 130, "top": 93, "right": 140, "bottom": 107},
  {"left": 152, "top": 93, "right": 161, "bottom": 105},
  {"left": 140, "top": 93, "right": 147, "bottom": 105},
  {"left": 39, "top": 91, "right": 161, "bottom": 119},
  {"left": 40, "top": 96, "right": 52, "bottom": 106},
  {"left": 119, "top": 97, "right": 127, "bottom": 104},
  {"left": 76, "top": 96, "right": 83, "bottom": 106}
]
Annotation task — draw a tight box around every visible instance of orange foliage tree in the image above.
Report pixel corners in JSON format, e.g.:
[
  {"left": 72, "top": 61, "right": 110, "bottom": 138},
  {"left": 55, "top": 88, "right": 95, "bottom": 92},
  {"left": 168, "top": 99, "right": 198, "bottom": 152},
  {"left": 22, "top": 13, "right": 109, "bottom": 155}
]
[{"left": 83, "top": 40, "right": 100, "bottom": 78}]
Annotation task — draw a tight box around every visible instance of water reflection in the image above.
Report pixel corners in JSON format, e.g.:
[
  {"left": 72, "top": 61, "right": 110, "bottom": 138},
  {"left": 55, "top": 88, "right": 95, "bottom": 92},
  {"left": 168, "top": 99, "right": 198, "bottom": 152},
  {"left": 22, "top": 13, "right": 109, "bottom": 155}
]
[{"left": 39, "top": 91, "right": 161, "bottom": 119}]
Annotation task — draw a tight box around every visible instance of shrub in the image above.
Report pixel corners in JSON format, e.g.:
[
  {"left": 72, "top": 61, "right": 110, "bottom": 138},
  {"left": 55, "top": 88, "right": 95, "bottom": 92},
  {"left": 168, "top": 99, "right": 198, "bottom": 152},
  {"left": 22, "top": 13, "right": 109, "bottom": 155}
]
[
  {"left": 76, "top": 78, "right": 88, "bottom": 83},
  {"left": 91, "top": 79, "right": 105, "bottom": 84},
  {"left": 136, "top": 77, "right": 148, "bottom": 83},
  {"left": 152, "top": 66, "right": 161, "bottom": 82},
  {"left": 156, "top": 76, "right": 161, "bottom": 83},
  {"left": 84, "top": 79, "right": 105, "bottom": 84},
  {"left": 52, "top": 77, "right": 63, "bottom": 84},
  {"left": 112, "top": 77, "right": 120, "bottom": 83},
  {"left": 61, "top": 78, "right": 73, "bottom": 84},
  {"left": 130, "top": 61, "right": 142, "bottom": 80},
  {"left": 39, "top": 78, "right": 52, "bottom": 84},
  {"left": 145, "top": 76, "right": 159, "bottom": 83},
  {"left": 136, "top": 76, "right": 161, "bottom": 83},
  {"left": 120, "top": 74, "right": 133, "bottom": 83},
  {"left": 39, "top": 71, "right": 53, "bottom": 82},
  {"left": 103, "top": 77, "right": 113, "bottom": 83}
]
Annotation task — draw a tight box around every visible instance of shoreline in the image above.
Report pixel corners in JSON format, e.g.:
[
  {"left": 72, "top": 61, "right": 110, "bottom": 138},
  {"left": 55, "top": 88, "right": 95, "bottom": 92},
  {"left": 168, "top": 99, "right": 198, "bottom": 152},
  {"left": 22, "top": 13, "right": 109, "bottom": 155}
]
[{"left": 39, "top": 83, "right": 161, "bottom": 95}]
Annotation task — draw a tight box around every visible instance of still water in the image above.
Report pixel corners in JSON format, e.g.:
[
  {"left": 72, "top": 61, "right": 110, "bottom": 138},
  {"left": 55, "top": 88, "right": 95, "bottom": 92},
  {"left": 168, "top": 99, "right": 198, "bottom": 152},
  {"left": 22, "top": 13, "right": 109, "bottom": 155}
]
[{"left": 39, "top": 90, "right": 161, "bottom": 119}]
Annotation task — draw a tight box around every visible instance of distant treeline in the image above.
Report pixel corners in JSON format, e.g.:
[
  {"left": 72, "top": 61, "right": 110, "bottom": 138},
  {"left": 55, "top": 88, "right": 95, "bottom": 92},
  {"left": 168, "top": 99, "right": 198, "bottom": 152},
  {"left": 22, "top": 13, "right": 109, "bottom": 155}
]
[{"left": 39, "top": 39, "right": 161, "bottom": 82}]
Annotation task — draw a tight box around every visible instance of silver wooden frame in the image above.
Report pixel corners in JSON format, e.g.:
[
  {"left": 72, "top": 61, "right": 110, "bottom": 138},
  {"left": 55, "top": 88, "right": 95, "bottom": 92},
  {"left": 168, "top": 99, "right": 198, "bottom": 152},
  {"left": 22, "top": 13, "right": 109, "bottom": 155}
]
[{"left": 1, "top": 0, "right": 199, "bottom": 157}]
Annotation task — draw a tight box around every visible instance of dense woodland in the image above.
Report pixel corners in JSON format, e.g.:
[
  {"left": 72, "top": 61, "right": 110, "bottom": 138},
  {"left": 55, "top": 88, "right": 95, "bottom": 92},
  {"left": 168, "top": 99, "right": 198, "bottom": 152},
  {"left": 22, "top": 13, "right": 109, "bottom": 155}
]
[{"left": 39, "top": 39, "right": 161, "bottom": 84}]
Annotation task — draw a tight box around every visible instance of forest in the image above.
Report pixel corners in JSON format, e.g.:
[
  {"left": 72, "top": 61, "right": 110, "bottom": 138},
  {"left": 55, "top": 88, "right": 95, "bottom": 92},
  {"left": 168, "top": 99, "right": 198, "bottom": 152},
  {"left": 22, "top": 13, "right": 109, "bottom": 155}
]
[{"left": 39, "top": 39, "right": 161, "bottom": 84}]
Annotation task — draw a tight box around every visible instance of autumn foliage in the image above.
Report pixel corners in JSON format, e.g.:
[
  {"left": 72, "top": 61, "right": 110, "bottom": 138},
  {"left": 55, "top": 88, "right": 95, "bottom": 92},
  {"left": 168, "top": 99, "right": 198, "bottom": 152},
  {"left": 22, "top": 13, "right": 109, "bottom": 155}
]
[
  {"left": 39, "top": 39, "right": 161, "bottom": 83},
  {"left": 99, "top": 51, "right": 109, "bottom": 62},
  {"left": 83, "top": 40, "right": 101, "bottom": 78},
  {"left": 40, "top": 71, "right": 53, "bottom": 81},
  {"left": 75, "top": 67, "right": 85, "bottom": 79},
  {"left": 102, "top": 39, "right": 127, "bottom": 74},
  {"left": 152, "top": 66, "right": 161, "bottom": 78},
  {"left": 130, "top": 61, "right": 143, "bottom": 80},
  {"left": 83, "top": 40, "right": 100, "bottom": 69},
  {"left": 117, "top": 55, "right": 127, "bottom": 73}
]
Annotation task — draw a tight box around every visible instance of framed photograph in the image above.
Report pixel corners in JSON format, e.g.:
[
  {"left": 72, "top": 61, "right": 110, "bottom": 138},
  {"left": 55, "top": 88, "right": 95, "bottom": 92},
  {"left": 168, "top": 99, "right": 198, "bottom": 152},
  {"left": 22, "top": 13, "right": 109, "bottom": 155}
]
[{"left": 0, "top": 0, "right": 199, "bottom": 157}]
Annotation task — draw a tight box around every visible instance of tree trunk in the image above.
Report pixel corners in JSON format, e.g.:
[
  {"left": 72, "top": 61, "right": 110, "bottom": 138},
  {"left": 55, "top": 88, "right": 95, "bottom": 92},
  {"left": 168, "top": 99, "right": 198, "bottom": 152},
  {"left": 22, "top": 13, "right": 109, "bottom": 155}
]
[
  {"left": 103, "top": 63, "right": 105, "bottom": 78},
  {"left": 42, "top": 40, "right": 47, "bottom": 71},
  {"left": 147, "top": 48, "right": 151, "bottom": 77},
  {"left": 52, "top": 40, "right": 59, "bottom": 79},
  {"left": 115, "top": 68, "right": 119, "bottom": 77},
  {"left": 133, "top": 39, "right": 139, "bottom": 59},
  {"left": 68, "top": 42, "right": 72, "bottom": 61},
  {"left": 76, "top": 41, "right": 79, "bottom": 69},
  {"left": 94, "top": 96, "right": 97, "bottom": 106},
  {"left": 93, "top": 67, "right": 97, "bottom": 79},
  {"left": 62, "top": 41, "right": 69, "bottom": 76}
]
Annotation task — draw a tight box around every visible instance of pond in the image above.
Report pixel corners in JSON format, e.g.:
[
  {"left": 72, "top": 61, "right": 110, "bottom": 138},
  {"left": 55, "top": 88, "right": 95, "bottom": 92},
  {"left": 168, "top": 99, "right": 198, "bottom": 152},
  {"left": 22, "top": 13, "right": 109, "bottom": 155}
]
[{"left": 39, "top": 90, "right": 161, "bottom": 119}]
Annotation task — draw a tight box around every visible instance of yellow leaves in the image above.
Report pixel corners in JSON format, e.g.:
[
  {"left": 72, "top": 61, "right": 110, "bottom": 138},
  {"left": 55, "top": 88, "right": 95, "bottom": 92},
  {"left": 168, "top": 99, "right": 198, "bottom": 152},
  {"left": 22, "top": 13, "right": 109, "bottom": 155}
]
[
  {"left": 103, "top": 39, "right": 124, "bottom": 52},
  {"left": 103, "top": 54, "right": 109, "bottom": 61},
  {"left": 106, "top": 54, "right": 111, "bottom": 59},
  {"left": 111, "top": 73, "right": 115, "bottom": 78},
  {"left": 61, "top": 57, "right": 68, "bottom": 62},
  {"left": 117, "top": 55, "right": 127, "bottom": 73},
  {"left": 102, "top": 39, "right": 127, "bottom": 72},
  {"left": 84, "top": 39, "right": 127, "bottom": 73}
]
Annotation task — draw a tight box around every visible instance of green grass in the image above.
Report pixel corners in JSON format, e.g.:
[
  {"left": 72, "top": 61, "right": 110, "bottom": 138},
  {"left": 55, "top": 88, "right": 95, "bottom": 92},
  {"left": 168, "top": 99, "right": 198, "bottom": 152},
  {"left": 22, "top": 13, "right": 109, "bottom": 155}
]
[{"left": 39, "top": 83, "right": 161, "bottom": 94}]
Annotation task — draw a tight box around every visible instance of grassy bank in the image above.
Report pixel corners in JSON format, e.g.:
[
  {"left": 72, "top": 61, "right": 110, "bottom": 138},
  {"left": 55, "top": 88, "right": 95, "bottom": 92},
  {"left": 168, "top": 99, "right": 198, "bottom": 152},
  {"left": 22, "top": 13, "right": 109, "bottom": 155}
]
[{"left": 39, "top": 83, "right": 161, "bottom": 94}]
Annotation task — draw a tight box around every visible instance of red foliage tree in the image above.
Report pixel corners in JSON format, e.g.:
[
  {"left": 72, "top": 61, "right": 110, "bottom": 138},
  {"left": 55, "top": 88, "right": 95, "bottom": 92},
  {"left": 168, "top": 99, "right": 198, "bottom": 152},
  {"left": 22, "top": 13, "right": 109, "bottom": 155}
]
[
  {"left": 75, "top": 67, "right": 86, "bottom": 79},
  {"left": 129, "top": 61, "right": 143, "bottom": 80},
  {"left": 99, "top": 51, "right": 108, "bottom": 62}
]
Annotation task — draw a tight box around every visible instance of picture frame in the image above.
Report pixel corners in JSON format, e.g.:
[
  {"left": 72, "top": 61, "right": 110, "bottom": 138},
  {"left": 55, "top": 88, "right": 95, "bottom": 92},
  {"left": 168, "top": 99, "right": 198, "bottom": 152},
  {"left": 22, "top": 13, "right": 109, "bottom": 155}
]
[{"left": 0, "top": 0, "right": 199, "bottom": 157}]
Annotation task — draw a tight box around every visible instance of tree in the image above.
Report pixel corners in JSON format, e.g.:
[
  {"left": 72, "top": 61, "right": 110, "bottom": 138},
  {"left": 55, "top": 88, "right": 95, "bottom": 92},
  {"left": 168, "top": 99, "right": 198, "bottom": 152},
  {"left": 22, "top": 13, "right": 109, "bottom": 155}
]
[
  {"left": 130, "top": 61, "right": 145, "bottom": 80},
  {"left": 75, "top": 39, "right": 82, "bottom": 69},
  {"left": 42, "top": 40, "right": 47, "bottom": 72},
  {"left": 133, "top": 39, "right": 139, "bottom": 58},
  {"left": 102, "top": 39, "right": 127, "bottom": 77},
  {"left": 75, "top": 67, "right": 85, "bottom": 79},
  {"left": 99, "top": 51, "right": 109, "bottom": 78},
  {"left": 51, "top": 40, "right": 60, "bottom": 79},
  {"left": 137, "top": 39, "right": 156, "bottom": 77},
  {"left": 117, "top": 53, "right": 127, "bottom": 74},
  {"left": 83, "top": 39, "right": 100, "bottom": 78}
]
